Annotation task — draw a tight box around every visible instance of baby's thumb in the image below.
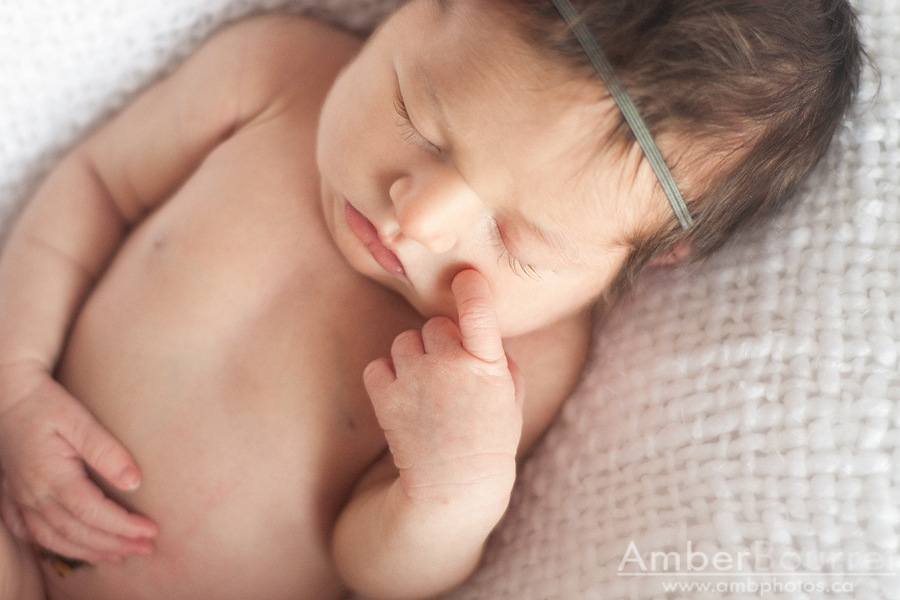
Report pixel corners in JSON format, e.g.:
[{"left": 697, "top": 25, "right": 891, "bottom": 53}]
[
  {"left": 451, "top": 269, "right": 504, "bottom": 363},
  {"left": 65, "top": 400, "right": 141, "bottom": 492}
]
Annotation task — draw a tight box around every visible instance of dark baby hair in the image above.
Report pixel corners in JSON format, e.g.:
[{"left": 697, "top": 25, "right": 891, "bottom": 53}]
[
  {"left": 516, "top": 0, "right": 865, "bottom": 301},
  {"left": 440, "top": 0, "right": 865, "bottom": 302}
]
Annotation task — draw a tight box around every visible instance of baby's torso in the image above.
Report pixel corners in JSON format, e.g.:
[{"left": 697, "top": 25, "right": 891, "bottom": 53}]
[{"left": 46, "top": 103, "right": 424, "bottom": 600}]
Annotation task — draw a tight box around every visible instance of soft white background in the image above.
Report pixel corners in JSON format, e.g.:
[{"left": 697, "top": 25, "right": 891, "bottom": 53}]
[{"left": 0, "top": 1, "right": 897, "bottom": 598}]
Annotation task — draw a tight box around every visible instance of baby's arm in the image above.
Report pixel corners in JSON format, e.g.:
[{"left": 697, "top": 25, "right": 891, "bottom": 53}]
[
  {"left": 333, "top": 270, "right": 524, "bottom": 600},
  {"left": 0, "top": 14, "right": 349, "bottom": 563}
]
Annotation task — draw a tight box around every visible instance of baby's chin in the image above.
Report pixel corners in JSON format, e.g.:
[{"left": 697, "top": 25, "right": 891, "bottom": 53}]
[
  {"left": 369, "top": 266, "right": 544, "bottom": 338},
  {"left": 401, "top": 288, "right": 539, "bottom": 340},
  {"left": 396, "top": 285, "right": 457, "bottom": 323}
]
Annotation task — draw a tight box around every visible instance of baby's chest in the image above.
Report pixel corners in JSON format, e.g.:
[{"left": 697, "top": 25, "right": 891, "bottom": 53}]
[
  {"left": 69, "top": 177, "right": 422, "bottom": 460},
  {"left": 49, "top": 109, "right": 428, "bottom": 598},
  {"left": 55, "top": 198, "right": 423, "bottom": 597}
]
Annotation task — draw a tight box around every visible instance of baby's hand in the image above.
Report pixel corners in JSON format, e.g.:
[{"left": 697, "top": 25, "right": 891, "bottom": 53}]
[
  {"left": 0, "top": 369, "right": 158, "bottom": 563},
  {"left": 364, "top": 270, "right": 524, "bottom": 513}
]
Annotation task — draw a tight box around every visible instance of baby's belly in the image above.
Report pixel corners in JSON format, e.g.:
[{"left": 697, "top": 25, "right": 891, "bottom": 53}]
[{"left": 42, "top": 208, "right": 420, "bottom": 600}]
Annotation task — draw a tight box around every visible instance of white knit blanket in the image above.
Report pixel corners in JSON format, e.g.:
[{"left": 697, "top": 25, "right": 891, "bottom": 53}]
[{"left": 1, "top": 1, "right": 897, "bottom": 599}]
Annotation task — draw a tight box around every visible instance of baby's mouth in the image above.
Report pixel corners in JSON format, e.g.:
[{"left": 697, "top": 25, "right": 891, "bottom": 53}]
[{"left": 344, "top": 201, "right": 407, "bottom": 280}]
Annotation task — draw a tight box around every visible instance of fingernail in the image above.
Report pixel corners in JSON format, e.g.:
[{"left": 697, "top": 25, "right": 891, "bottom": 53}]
[{"left": 119, "top": 466, "right": 140, "bottom": 491}]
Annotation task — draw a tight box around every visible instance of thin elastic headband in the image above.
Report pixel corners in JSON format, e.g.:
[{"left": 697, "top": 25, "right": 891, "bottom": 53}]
[{"left": 549, "top": 0, "right": 694, "bottom": 229}]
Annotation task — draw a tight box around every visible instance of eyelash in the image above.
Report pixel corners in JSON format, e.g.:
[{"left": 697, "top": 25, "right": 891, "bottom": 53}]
[
  {"left": 490, "top": 219, "right": 540, "bottom": 281},
  {"left": 393, "top": 89, "right": 442, "bottom": 156}
]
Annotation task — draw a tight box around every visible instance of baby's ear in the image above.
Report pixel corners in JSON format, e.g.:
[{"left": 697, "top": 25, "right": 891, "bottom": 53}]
[{"left": 649, "top": 239, "right": 692, "bottom": 266}]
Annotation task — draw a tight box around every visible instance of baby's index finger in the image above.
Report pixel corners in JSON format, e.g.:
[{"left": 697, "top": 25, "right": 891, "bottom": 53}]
[{"left": 451, "top": 269, "right": 504, "bottom": 363}]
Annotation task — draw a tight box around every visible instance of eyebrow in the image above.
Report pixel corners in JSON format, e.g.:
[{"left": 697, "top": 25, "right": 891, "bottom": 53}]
[{"left": 403, "top": 59, "right": 457, "bottom": 146}]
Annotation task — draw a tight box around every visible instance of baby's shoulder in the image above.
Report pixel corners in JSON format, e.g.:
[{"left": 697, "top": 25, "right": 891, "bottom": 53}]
[
  {"left": 218, "top": 13, "right": 362, "bottom": 65},
  {"left": 198, "top": 14, "right": 362, "bottom": 107}
]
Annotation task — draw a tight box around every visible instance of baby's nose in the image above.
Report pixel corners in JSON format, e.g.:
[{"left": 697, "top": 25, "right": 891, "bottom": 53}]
[{"left": 390, "top": 173, "right": 480, "bottom": 254}]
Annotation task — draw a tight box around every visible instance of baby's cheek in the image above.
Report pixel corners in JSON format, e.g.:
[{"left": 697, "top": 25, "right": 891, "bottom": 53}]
[
  {"left": 495, "top": 294, "right": 569, "bottom": 339},
  {"left": 492, "top": 296, "right": 527, "bottom": 339}
]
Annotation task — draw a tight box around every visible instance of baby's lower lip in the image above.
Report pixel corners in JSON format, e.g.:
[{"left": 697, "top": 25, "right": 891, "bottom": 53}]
[{"left": 344, "top": 201, "right": 406, "bottom": 279}]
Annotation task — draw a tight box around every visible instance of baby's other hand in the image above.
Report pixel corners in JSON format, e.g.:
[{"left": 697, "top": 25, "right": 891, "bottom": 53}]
[
  {"left": 0, "top": 368, "right": 157, "bottom": 563},
  {"left": 364, "top": 269, "right": 524, "bottom": 515}
]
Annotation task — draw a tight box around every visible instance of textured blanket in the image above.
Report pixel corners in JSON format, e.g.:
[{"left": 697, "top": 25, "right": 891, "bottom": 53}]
[{"left": 1, "top": 1, "right": 897, "bottom": 598}]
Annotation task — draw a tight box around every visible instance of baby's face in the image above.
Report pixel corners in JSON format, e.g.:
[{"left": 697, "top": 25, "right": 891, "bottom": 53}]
[{"left": 317, "top": 0, "right": 667, "bottom": 337}]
